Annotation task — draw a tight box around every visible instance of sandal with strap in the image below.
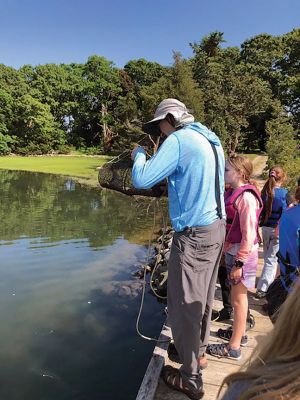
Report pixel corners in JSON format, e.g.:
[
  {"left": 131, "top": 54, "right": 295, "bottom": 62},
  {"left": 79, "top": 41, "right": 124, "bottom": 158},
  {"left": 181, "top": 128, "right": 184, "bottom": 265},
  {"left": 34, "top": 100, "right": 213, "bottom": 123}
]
[
  {"left": 161, "top": 365, "right": 204, "bottom": 400},
  {"left": 206, "top": 343, "right": 241, "bottom": 360}
]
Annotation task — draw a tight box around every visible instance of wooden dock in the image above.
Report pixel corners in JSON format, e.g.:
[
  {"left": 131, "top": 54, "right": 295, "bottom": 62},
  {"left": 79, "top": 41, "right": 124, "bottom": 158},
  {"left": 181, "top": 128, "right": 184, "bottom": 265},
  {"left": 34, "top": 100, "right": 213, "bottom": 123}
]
[{"left": 137, "top": 250, "right": 273, "bottom": 400}]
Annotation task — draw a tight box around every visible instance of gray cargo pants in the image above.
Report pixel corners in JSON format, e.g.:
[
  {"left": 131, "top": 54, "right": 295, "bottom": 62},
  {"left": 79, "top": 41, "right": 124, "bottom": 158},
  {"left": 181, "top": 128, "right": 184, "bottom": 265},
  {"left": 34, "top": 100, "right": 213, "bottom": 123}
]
[{"left": 167, "top": 219, "right": 225, "bottom": 389}]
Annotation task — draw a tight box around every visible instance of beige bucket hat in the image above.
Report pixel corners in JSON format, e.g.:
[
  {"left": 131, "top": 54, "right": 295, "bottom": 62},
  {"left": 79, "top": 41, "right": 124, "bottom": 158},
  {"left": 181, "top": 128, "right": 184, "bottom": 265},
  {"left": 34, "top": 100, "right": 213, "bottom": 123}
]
[{"left": 142, "top": 98, "right": 194, "bottom": 136}]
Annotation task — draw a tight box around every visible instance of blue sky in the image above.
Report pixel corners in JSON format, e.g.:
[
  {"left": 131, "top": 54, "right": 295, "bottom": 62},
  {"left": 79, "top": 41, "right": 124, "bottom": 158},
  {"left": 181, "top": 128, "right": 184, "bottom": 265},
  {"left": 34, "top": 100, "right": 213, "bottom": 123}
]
[{"left": 0, "top": 0, "right": 299, "bottom": 69}]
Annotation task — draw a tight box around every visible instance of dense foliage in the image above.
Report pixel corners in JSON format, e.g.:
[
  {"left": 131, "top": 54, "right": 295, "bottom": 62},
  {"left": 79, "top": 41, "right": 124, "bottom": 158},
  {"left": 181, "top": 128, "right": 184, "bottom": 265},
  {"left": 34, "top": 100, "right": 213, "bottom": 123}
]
[{"left": 0, "top": 30, "right": 299, "bottom": 182}]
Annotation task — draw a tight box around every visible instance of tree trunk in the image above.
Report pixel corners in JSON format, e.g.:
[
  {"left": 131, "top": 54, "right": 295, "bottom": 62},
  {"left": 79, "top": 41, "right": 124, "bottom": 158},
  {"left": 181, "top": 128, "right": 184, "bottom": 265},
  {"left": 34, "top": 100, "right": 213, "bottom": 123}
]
[{"left": 101, "top": 103, "right": 118, "bottom": 152}]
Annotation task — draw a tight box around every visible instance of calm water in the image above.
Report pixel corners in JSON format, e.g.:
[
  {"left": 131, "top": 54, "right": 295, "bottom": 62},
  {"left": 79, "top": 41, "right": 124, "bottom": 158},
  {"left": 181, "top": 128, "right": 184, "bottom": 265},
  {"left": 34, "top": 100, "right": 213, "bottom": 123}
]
[{"left": 0, "top": 170, "right": 165, "bottom": 400}]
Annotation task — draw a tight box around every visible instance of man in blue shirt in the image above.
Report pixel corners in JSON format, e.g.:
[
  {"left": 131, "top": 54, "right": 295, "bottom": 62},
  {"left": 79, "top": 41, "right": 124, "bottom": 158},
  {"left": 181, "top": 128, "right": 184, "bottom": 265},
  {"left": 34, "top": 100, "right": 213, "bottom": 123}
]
[{"left": 132, "top": 99, "right": 226, "bottom": 399}]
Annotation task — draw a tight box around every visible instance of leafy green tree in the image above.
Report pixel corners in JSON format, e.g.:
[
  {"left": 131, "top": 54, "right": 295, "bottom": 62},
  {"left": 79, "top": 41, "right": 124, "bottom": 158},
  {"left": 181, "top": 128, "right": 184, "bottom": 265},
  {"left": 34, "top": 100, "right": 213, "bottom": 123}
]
[
  {"left": 20, "top": 64, "right": 71, "bottom": 119},
  {"left": 265, "top": 113, "right": 299, "bottom": 189},
  {"left": 118, "top": 59, "right": 168, "bottom": 126},
  {"left": 171, "top": 52, "right": 204, "bottom": 121},
  {"left": 0, "top": 64, "right": 29, "bottom": 97},
  {"left": 198, "top": 31, "right": 225, "bottom": 57},
  {"left": 0, "top": 133, "right": 15, "bottom": 155},
  {"left": 190, "top": 31, "right": 226, "bottom": 83},
  {"left": 240, "top": 33, "right": 284, "bottom": 90},
  {"left": 266, "top": 114, "right": 298, "bottom": 166},
  {"left": 75, "top": 55, "right": 122, "bottom": 151},
  {"left": 19, "top": 63, "right": 85, "bottom": 142},
  {"left": 191, "top": 34, "right": 277, "bottom": 152},
  {"left": 276, "top": 29, "right": 300, "bottom": 129},
  {"left": 141, "top": 52, "right": 204, "bottom": 123},
  {"left": 0, "top": 89, "right": 13, "bottom": 135},
  {"left": 124, "top": 59, "right": 166, "bottom": 88},
  {"left": 12, "top": 94, "right": 66, "bottom": 154}
]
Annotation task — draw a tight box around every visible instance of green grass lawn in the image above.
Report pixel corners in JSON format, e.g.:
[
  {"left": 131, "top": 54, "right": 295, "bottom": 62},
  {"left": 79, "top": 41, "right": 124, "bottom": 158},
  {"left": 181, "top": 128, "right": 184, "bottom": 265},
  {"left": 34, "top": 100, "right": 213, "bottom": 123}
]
[{"left": 0, "top": 155, "right": 111, "bottom": 186}]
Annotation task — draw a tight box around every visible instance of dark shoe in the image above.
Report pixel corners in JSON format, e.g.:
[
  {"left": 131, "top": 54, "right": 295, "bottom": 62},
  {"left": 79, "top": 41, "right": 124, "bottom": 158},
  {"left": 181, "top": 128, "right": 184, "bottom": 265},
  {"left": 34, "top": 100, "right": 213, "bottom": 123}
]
[
  {"left": 255, "top": 290, "right": 266, "bottom": 300},
  {"left": 246, "top": 313, "right": 255, "bottom": 330},
  {"left": 206, "top": 343, "right": 241, "bottom": 360},
  {"left": 211, "top": 309, "right": 220, "bottom": 321},
  {"left": 211, "top": 308, "right": 233, "bottom": 322},
  {"left": 217, "top": 327, "right": 248, "bottom": 347},
  {"left": 162, "top": 365, "right": 204, "bottom": 400}
]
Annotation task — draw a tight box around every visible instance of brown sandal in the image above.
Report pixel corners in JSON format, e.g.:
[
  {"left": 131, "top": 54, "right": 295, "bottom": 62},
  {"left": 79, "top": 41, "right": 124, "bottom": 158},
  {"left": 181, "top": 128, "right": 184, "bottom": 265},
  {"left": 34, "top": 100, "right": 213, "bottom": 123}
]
[{"left": 161, "top": 365, "right": 204, "bottom": 400}]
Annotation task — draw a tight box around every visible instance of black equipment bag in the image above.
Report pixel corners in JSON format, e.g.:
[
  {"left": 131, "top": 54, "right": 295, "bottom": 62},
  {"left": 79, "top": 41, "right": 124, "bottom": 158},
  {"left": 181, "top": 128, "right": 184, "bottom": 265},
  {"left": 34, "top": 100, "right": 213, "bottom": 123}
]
[
  {"left": 266, "top": 251, "right": 299, "bottom": 323},
  {"left": 265, "top": 276, "right": 288, "bottom": 323}
]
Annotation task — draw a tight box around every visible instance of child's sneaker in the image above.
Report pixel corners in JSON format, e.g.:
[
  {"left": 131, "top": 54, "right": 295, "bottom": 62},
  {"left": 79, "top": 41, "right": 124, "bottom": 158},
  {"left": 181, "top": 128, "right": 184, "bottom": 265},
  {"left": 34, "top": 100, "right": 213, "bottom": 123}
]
[
  {"left": 217, "top": 327, "right": 248, "bottom": 347},
  {"left": 255, "top": 290, "right": 266, "bottom": 300},
  {"left": 246, "top": 313, "right": 255, "bottom": 330},
  {"left": 206, "top": 343, "right": 241, "bottom": 360}
]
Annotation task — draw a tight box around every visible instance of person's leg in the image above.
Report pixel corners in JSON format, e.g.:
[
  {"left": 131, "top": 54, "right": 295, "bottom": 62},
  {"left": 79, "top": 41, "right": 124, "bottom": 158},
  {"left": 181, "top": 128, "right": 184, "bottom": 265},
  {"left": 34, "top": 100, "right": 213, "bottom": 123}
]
[
  {"left": 167, "top": 219, "right": 225, "bottom": 390},
  {"left": 199, "top": 243, "right": 223, "bottom": 354},
  {"left": 257, "top": 227, "right": 279, "bottom": 293},
  {"left": 229, "top": 282, "right": 248, "bottom": 350},
  {"left": 256, "top": 226, "right": 270, "bottom": 292},
  {"left": 199, "top": 224, "right": 226, "bottom": 350},
  {"left": 218, "top": 264, "right": 232, "bottom": 314}
]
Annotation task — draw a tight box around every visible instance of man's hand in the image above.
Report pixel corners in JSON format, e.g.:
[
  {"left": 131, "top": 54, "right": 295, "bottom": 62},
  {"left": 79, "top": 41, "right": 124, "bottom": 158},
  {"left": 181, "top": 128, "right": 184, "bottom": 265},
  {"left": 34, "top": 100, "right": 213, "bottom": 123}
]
[{"left": 131, "top": 144, "right": 140, "bottom": 160}]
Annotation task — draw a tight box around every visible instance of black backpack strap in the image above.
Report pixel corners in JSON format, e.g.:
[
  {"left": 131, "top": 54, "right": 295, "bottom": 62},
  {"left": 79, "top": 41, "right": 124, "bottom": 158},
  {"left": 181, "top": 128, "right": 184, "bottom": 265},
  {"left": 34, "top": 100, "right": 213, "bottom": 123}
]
[{"left": 209, "top": 142, "right": 222, "bottom": 220}]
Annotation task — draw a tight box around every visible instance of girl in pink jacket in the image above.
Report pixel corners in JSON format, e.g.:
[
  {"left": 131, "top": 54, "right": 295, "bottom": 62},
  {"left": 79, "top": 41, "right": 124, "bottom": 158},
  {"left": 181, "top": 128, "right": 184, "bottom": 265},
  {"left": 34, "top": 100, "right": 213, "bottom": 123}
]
[{"left": 207, "top": 155, "right": 263, "bottom": 360}]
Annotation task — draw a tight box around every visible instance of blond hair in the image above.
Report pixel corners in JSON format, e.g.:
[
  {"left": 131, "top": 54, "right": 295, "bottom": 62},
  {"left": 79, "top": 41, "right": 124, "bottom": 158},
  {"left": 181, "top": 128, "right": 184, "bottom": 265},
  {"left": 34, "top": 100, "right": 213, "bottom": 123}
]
[
  {"left": 220, "top": 280, "right": 300, "bottom": 399},
  {"left": 227, "top": 155, "right": 259, "bottom": 190}
]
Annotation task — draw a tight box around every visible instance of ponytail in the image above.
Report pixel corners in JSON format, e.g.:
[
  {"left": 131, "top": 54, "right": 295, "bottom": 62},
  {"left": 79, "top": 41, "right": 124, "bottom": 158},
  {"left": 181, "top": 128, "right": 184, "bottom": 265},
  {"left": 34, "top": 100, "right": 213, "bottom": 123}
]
[
  {"left": 261, "top": 177, "right": 276, "bottom": 224},
  {"left": 261, "top": 166, "right": 287, "bottom": 224}
]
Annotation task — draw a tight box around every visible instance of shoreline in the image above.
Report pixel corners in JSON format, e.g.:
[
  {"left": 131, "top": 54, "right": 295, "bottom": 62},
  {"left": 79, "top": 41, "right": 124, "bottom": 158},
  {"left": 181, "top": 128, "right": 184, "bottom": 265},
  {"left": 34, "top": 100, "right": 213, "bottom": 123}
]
[
  {"left": 0, "top": 154, "right": 111, "bottom": 189},
  {"left": 0, "top": 167, "right": 101, "bottom": 189}
]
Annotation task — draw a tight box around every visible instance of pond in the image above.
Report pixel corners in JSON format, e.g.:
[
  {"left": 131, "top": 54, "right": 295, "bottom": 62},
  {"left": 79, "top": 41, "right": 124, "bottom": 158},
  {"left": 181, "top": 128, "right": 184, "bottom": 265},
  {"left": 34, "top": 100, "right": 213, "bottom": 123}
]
[{"left": 0, "top": 170, "right": 166, "bottom": 400}]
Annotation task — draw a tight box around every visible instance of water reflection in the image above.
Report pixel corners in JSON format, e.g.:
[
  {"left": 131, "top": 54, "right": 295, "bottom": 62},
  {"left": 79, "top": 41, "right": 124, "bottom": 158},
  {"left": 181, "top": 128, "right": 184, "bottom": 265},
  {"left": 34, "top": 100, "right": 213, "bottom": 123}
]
[{"left": 0, "top": 170, "right": 165, "bottom": 400}]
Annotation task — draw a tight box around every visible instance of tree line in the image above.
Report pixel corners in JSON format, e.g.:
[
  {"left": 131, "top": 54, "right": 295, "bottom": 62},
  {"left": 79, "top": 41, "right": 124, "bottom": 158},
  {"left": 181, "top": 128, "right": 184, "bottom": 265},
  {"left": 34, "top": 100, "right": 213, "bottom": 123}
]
[{"left": 0, "top": 30, "right": 299, "bottom": 182}]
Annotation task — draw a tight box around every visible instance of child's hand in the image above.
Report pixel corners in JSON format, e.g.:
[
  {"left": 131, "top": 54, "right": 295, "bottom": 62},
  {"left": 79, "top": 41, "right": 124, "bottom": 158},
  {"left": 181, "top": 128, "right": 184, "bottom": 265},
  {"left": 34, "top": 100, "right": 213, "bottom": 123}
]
[{"left": 230, "top": 266, "right": 243, "bottom": 283}]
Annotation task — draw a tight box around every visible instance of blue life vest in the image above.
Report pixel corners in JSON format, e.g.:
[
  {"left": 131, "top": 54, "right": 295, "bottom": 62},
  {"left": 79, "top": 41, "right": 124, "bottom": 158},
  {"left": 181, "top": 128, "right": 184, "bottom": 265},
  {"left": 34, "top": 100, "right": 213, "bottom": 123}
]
[{"left": 262, "top": 187, "right": 290, "bottom": 227}]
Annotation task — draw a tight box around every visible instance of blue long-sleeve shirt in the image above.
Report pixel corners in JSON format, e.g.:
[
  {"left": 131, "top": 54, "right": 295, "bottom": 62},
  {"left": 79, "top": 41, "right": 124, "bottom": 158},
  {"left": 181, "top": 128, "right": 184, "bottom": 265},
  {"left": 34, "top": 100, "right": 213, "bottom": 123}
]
[
  {"left": 132, "top": 122, "right": 225, "bottom": 232},
  {"left": 279, "top": 205, "right": 300, "bottom": 291}
]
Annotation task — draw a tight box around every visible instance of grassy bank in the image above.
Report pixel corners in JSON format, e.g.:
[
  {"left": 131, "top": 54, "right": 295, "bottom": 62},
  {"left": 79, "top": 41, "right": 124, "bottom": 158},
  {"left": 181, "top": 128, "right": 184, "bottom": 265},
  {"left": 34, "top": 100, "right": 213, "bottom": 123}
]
[
  {"left": 0, "top": 155, "right": 111, "bottom": 187},
  {"left": 0, "top": 153, "right": 263, "bottom": 189}
]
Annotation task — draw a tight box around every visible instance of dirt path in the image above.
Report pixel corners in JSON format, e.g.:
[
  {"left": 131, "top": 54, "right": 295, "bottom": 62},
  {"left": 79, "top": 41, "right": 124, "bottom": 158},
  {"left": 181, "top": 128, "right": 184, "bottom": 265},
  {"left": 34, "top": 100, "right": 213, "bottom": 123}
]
[{"left": 252, "top": 155, "right": 268, "bottom": 189}]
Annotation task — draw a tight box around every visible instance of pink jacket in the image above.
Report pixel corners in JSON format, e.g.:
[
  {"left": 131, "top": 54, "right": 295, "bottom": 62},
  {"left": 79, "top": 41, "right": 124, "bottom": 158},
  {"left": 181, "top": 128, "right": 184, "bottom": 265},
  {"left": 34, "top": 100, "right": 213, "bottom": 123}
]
[{"left": 225, "top": 185, "right": 263, "bottom": 261}]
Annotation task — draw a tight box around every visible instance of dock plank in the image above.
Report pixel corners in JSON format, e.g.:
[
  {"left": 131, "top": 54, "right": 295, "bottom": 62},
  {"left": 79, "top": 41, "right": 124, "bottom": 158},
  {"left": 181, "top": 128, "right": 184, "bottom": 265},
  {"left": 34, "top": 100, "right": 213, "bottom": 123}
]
[
  {"left": 136, "top": 324, "right": 172, "bottom": 400},
  {"left": 153, "top": 294, "right": 272, "bottom": 400}
]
